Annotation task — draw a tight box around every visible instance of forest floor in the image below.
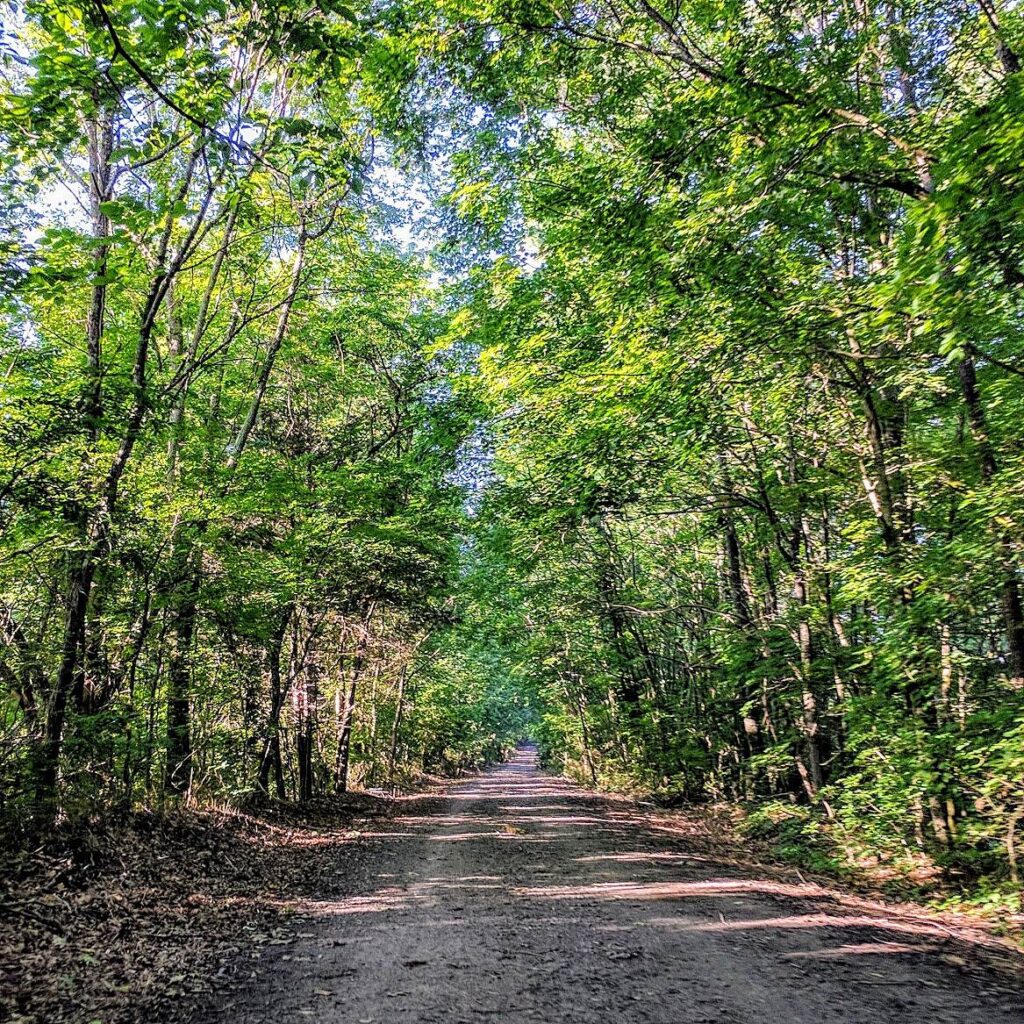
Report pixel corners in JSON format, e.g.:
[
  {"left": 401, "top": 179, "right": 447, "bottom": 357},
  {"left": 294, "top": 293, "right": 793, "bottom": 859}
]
[
  {"left": 1, "top": 792, "right": 395, "bottom": 1024},
  {"left": 4, "top": 749, "right": 1024, "bottom": 1024}
]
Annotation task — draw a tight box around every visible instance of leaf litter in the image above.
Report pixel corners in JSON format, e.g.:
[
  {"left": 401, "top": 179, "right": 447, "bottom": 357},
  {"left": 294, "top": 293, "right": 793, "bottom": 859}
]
[{"left": 0, "top": 794, "right": 393, "bottom": 1024}]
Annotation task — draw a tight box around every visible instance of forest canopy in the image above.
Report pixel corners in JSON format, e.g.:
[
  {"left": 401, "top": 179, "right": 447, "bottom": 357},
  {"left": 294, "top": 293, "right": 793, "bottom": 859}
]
[{"left": 2, "top": 0, "right": 1024, "bottom": 898}]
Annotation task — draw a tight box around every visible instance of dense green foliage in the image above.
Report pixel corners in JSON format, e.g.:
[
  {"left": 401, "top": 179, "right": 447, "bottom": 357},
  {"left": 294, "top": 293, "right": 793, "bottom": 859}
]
[
  {"left": 3, "top": 0, "right": 1024, "bottom": 901},
  {"left": 409, "top": 0, "right": 1024, "bottom": 893},
  {"left": 0, "top": 0, "right": 526, "bottom": 830}
]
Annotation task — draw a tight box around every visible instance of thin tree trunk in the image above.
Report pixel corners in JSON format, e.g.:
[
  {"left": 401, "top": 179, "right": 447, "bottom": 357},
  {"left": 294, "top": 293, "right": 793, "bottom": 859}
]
[
  {"left": 793, "top": 561, "right": 825, "bottom": 796},
  {"left": 258, "top": 606, "right": 292, "bottom": 798},
  {"left": 334, "top": 603, "right": 375, "bottom": 792},
  {"left": 164, "top": 564, "right": 199, "bottom": 795},
  {"left": 226, "top": 232, "right": 307, "bottom": 472},
  {"left": 387, "top": 666, "right": 408, "bottom": 792},
  {"left": 959, "top": 353, "right": 1024, "bottom": 686}
]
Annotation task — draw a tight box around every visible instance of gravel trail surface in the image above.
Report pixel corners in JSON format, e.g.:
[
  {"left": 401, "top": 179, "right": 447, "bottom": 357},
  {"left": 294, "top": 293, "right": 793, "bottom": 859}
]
[{"left": 210, "top": 747, "right": 1023, "bottom": 1023}]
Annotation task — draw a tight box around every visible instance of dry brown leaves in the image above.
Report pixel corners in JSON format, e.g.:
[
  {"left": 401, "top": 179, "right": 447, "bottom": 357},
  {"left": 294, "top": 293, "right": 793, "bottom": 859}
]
[{"left": 0, "top": 795, "right": 393, "bottom": 1024}]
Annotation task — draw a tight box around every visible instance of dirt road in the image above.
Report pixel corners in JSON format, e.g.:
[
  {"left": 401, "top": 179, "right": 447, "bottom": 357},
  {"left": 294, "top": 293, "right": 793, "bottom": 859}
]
[{"left": 209, "top": 747, "right": 1023, "bottom": 1023}]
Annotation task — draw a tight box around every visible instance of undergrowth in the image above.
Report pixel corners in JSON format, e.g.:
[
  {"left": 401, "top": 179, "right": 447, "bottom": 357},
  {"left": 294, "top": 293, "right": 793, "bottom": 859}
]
[{"left": 736, "top": 798, "right": 1024, "bottom": 937}]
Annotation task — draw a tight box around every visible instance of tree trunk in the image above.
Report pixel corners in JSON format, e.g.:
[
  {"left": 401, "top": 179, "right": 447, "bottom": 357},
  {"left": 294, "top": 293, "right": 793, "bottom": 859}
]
[
  {"left": 793, "top": 562, "right": 825, "bottom": 796},
  {"left": 164, "top": 566, "right": 199, "bottom": 796},
  {"left": 226, "top": 233, "right": 307, "bottom": 472},
  {"left": 387, "top": 666, "right": 408, "bottom": 792},
  {"left": 959, "top": 353, "right": 1024, "bottom": 686},
  {"left": 257, "top": 607, "right": 292, "bottom": 798},
  {"left": 34, "top": 143, "right": 204, "bottom": 814},
  {"left": 334, "top": 604, "right": 375, "bottom": 793},
  {"left": 334, "top": 661, "right": 360, "bottom": 794}
]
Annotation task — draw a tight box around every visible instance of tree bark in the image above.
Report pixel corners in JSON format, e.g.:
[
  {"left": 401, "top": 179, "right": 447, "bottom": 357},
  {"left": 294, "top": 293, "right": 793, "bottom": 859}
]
[
  {"left": 257, "top": 606, "right": 292, "bottom": 798},
  {"left": 387, "top": 666, "right": 408, "bottom": 792},
  {"left": 334, "top": 604, "right": 375, "bottom": 793},
  {"left": 959, "top": 353, "right": 1024, "bottom": 686},
  {"left": 164, "top": 564, "right": 199, "bottom": 795}
]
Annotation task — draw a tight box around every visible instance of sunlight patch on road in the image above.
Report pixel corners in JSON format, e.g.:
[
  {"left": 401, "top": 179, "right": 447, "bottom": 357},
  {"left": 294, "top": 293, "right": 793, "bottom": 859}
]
[
  {"left": 575, "top": 853, "right": 715, "bottom": 865},
  {"left": 782, "top": 942, "right": 924, "bottom": 958},
  {"left": 657, "top": 913, "right": 966, "bottom": 942},
  {"left": 428, "top": 831, "right": 556, "bottom": 843},
  {"left": 294, "top": 889, "right": 429, "bottom": 915},
  {"left": 512, "top": 879, "right": 825, "bottom": 901}
]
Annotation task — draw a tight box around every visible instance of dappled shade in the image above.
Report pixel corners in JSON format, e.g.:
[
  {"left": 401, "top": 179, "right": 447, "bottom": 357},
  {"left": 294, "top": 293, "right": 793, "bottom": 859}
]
[{"left": 205, "top": 749, "right": 1023, "bottom": 1024}]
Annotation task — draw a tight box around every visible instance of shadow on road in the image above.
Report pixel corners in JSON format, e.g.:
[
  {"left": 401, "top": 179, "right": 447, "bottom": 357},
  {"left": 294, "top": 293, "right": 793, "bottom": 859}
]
[{"left": 207, "top": 746, "right": 1024, "bottom": 1024}]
